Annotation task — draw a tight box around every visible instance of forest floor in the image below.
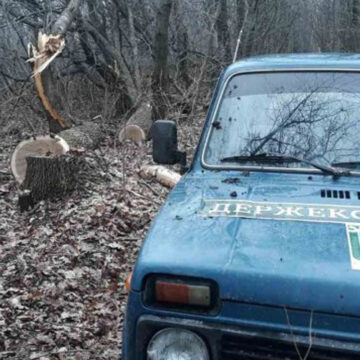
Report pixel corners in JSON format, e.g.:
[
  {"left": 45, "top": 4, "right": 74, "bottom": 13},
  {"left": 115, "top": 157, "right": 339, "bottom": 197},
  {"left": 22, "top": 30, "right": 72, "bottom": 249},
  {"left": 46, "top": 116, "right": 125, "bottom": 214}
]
[{"left": 0, "top": 116, "right": 204, "bottom": 360}]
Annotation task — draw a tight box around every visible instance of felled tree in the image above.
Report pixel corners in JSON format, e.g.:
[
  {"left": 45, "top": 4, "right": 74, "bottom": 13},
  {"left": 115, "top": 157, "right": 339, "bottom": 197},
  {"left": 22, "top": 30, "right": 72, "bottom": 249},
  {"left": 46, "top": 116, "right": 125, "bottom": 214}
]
[
  {"left": 27, "top": 0, "right": 82, "bottom": 133},
  {"left": 13, "top": 0, "right": 106, "bottom": 209}
]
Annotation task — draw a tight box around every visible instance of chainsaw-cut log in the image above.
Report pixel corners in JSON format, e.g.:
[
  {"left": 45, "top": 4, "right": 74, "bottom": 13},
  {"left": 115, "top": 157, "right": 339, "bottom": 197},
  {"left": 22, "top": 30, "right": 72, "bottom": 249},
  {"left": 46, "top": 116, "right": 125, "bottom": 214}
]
[
  {"left": 119, "top": 103, "right": 152, "bottom": 143},
  {"left": 139, "top": 165, "right": 181, "bottom": 188},
  {"left": 22, "top": 155, "right": 84, "bottom": 202},
  {"left": 119, "top": 125, "right": 145, "bottom": 144},
  {"left": 11, "top": 135, "right": 69, "bottom": 184},
  {"left": 58, "top": 122, "right": 102, "bottom": 149}
]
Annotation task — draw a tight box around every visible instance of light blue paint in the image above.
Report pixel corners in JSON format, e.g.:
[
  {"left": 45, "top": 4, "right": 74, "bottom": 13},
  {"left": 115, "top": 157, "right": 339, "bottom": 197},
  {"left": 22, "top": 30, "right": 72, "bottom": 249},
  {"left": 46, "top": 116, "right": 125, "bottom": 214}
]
[{"left": 122, "top": 54, "right": 360, "bottom": 360}]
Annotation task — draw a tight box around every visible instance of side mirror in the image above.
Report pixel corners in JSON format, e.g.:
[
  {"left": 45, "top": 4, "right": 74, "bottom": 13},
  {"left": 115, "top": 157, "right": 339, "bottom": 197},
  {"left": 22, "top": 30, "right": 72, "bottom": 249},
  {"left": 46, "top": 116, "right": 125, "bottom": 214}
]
[{"left": 151, "top": 120, "right": 186, "bottom": 167}]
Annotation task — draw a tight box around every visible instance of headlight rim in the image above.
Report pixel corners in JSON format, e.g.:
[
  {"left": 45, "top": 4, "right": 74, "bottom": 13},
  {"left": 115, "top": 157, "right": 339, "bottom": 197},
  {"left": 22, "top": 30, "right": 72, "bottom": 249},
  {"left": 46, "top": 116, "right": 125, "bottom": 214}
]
[{"left": 147, "top": 327, "right": 210, "bottom": 360}]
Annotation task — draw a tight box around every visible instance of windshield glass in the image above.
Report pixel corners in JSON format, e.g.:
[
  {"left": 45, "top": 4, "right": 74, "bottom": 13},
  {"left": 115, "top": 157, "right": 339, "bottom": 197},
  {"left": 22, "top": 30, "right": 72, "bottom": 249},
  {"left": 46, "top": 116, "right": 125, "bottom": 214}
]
[{"left": 204, "top": 72, "right": 360, "bottom": 171}]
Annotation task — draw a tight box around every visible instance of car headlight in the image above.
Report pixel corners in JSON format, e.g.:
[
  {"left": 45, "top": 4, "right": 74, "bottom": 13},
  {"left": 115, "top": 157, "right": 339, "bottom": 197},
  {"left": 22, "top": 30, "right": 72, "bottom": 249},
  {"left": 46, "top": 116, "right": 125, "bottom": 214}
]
[{"left": 147, "top": 328, "right": 209, "bottom": 360}]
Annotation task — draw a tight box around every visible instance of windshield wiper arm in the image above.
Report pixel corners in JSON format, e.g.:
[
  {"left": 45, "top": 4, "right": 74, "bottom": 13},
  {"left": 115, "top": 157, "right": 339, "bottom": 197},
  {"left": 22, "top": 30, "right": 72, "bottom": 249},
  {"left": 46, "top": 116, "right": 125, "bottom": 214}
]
[
  {"left": 221, "top": 152, "right": 350, "bottom": 176},
  {"left": 332, "top": 161, "right": 360, "bottom": 170}
]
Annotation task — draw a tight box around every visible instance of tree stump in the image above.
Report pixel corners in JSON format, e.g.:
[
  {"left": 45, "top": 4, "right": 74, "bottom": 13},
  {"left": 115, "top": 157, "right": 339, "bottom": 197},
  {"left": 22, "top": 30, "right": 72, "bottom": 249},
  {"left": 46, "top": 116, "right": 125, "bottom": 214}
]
[
  {"left": 22, "top": 155, "right": 83, "bottom": 203},
  {"left": 10, "top": 135, "right": 69, "bottom": 184},
  {"left": 11, "top": 123, "right": 103, "bottom": 210}
]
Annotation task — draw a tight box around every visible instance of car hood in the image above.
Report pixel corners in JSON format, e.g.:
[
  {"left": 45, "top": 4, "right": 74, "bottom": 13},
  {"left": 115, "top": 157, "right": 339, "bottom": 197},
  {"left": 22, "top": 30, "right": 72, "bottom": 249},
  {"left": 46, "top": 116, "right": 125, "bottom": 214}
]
[{"left": 132, "top": 171, "right": 360, "bottom": 316}]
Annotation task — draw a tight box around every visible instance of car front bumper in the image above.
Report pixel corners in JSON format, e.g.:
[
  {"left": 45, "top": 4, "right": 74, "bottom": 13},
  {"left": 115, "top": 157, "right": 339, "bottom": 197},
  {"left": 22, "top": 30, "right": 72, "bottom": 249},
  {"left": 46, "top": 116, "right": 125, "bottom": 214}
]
[
  {"left": 134, "top": 314, "right": 360, "bottom": 360},
  {"left": 122, "top": 291, "right": 360, "bottom": 360}
]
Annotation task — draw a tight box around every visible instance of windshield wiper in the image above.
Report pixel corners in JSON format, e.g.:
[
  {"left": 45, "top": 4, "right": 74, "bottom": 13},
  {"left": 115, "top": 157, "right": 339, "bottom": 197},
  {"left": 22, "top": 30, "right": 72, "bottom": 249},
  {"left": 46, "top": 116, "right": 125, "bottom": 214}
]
[
  {"left": 221, "top": 152, "right": 351, "bottom": 176},
  {"left": 332, "top": 161, "right": 360, "bottom": 170}
]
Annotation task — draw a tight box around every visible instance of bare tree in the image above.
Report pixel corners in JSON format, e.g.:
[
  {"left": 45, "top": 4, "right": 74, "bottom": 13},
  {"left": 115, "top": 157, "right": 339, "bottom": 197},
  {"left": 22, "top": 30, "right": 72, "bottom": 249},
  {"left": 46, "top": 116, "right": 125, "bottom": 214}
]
[
  {"left": 152, "top": 0, "right": 173, "bottom": 120},
  {"left": 215, "top": 0, "right": 232, "bottom": 63}
]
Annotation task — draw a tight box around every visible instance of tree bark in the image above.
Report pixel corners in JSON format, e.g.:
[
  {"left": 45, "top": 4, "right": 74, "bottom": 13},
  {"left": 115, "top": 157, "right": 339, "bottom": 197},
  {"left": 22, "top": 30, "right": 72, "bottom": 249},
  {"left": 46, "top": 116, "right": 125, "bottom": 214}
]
[
  {"left": 351, "top": 0, "right": 360, "bottom": 50},
  {"left": 215, "top": 0, "right": 232, "bottom": 63},
  {"left": 173, "top": 0, "right": 190, "bottom": 87},
  {"left": 58, "top": 122, "right": 102, "bottom": 149},
  {"left": 52, "top": 0, "right": 82, "bottom": 35},
  {"left": 22, "top": 155, "right": 84, "bottom": 203},
  {"left": 152, "top": 0, "right": 173, "bottom": 120},
  {"left": 32, "top": 0, "right": 82, "bottom": 133},
  {"left": 127, "top": 2, "right": 141, "bottom": 91},
  {"left": 11, "top": 135, "right": 70, "bottom": 185},
  {"left": 83, "top": 19, "right": 137, "bottom": 106},
  {"left": 11, "top": 123, "right": 102, "bottom": 190}
]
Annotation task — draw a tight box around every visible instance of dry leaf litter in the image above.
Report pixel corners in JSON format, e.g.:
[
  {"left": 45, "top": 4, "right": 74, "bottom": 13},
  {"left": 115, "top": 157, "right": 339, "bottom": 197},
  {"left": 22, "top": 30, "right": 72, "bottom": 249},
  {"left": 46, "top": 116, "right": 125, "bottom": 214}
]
[{"left": 0, "top": 117, "right": 204, "bottom": 360}]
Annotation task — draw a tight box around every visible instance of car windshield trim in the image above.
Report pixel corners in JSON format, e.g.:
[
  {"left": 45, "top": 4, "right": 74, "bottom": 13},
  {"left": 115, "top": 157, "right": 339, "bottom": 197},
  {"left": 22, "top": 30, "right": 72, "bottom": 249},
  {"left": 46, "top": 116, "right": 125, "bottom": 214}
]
[{"left": 201, "top": 68, "right": 360, "bottom": 176}]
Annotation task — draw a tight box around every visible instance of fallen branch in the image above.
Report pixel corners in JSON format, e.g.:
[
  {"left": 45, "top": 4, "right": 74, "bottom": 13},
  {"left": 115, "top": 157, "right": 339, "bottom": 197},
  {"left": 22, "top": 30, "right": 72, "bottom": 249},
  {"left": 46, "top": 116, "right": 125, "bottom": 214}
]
[{"left": 138, "top": 179, "right": 160, "bottom": 196}]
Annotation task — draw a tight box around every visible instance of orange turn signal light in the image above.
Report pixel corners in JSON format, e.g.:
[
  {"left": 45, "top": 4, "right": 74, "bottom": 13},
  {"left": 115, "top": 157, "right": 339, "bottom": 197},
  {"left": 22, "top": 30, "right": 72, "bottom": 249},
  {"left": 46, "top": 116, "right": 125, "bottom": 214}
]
[
  {"left": 155, "top": 280, "right": 210, "bottom": 307},
  {"left": 125, "top": 272, "right": 133, "bottom": 293}
]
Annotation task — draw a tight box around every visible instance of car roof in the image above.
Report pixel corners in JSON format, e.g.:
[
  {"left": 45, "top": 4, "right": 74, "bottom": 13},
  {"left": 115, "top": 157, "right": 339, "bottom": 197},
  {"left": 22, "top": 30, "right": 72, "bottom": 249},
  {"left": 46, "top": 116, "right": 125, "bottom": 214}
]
[{"left": 225, "top": 53, "right": 360, "bottom": 76}]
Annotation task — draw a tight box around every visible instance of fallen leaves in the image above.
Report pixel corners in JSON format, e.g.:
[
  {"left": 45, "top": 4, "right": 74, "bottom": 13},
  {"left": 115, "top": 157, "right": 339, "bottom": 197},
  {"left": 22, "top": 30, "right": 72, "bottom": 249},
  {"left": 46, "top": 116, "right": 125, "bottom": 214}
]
[
  {"left": 0, "top": 114, "right": 204, "bottom": 359},
  {"left": 0, "top": 136, "right": 170, "bottom": 360}
]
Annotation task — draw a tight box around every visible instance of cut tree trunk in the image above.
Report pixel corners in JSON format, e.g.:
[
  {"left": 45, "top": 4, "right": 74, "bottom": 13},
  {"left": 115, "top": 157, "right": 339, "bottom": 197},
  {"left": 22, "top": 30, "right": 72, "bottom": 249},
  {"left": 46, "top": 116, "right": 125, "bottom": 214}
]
[
  {"left": 22, "top": 155, "right": 85, "bottom": 204},
  {"left": 11, "top": 123, "right": 102, "bottom": 186},
  {"left": 59, "top": 122, "right": 102, "bottom": 149},
  {"left": 11, "top": 122, "right": 103, "bottom": 210},
  {"left": 119, "top": 125, "right": 145, "bottom": 144},
  {"left": 139, "top": 165, "right": 181, "bottom": 188},
  {"left": 11, "top": 135, "right": 69, "bottom": 184},
  {"left": 119, "top": 103, "right": 152, "bottom": 143}
]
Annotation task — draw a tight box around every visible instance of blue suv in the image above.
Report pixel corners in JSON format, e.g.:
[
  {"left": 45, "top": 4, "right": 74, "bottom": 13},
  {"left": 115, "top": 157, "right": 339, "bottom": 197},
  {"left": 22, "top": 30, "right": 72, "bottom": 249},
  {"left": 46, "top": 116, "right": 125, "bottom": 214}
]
[{"left": 123, "top": 53, "right": 360, "bottom": 360}]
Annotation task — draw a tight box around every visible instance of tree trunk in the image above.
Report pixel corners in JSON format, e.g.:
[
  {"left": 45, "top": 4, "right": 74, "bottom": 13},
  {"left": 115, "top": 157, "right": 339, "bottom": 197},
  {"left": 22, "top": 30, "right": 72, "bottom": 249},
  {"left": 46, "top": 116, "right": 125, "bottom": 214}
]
[
  {"left": 11, "top": 135, "right": 70, "bottom": 185},
  {"left": 215, "top": 0, "right": 232, "bottom": 63},
  {"left": 32, "top": 0, "right": 82, "bottom": 133},
  {"left": 173, "top": 0, "right": 190, "bottom": 87},
  {"left": 152, "top": 0, "right": 173, "bottom": 120},
  {"left": 351, "top": 0, "right": 360, "bottom": 50},
  {"left": 58, "top": 122, "right": 103, "bottom": 149},
  {"left": 11, "top": 123, "right": 102, "bottom": 187},
  {"left": 127, "top": 2, "right": 141, "bottom": 91},
  {"left": 52, "top": 0, "right": 82, "bottom": 35},
  {"left": 22, "top": 155, "right": 83, "bottom": 203}
]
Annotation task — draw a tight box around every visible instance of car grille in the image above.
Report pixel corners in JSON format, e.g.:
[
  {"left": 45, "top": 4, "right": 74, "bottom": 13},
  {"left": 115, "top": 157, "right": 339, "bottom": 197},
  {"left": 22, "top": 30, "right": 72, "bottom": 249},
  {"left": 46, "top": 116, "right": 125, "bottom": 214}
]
[{"left": 221, "top": 334, "right": 359, "bottom": 360}]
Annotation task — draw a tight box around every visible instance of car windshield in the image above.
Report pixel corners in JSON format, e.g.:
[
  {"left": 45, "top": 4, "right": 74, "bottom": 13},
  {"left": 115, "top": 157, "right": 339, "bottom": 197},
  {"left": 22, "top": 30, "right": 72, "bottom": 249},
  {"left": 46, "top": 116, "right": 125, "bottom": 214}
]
[{"left": 204, "top": 71, "right": 360, "bottom": 172}]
